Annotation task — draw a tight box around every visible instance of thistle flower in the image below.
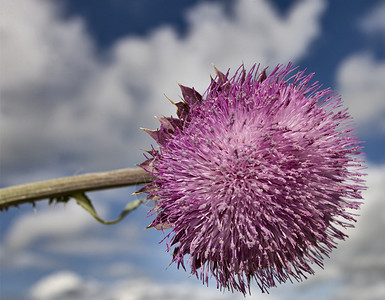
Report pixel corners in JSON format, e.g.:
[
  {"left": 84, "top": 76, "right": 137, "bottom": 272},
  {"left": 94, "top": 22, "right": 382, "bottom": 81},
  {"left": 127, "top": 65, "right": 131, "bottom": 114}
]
[{"left": 138, "top": 63, "right": 366, "bottom": 294}]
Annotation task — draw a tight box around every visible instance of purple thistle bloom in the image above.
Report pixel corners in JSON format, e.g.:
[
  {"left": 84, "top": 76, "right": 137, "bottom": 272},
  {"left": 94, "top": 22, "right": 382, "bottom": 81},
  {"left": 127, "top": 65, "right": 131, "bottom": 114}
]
[{"left": 139, "top": 63, "right": 366, "bottom": 294}]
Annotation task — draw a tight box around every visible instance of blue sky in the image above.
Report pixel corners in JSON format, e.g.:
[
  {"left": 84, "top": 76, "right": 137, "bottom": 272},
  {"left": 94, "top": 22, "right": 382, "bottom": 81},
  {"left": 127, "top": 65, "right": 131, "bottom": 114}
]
[{"left": 1, "top": 0, "right": 385, "bottom": 299}]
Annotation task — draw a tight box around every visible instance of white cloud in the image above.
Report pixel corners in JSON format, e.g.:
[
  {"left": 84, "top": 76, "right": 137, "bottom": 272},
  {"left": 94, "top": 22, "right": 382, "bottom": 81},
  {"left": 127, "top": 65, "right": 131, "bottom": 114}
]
[
  {"left": 359, "top": 1, "right": 385, "bottom": 37},
  {"left": 0, "top": 0, "right": 326, "bottom": 182},
  {"left": 30, "top": 270, "right": 94, "bottom": 300},
  {"left": 0, "top": 202, "right": 98, "bottom": 271},
  {"left": 335, "top": 283, "right": 385, "bottom": 300},
  {"left": 103, "top": 262, "right": 138, "bottom": 277},
  {"left": 28, "top": 270, "right": 272, "bottom": 300},
  {"left": 42, "top": 228, "right": 146, "bottom": 256},
  {"left": 2, "top": 201, "right": 96, "bottom": 251},
  {"left": 346, "top": 164, "right": 385, "bottom": 243},
  {"left": 0, "top": 0, "right": 95, "bottom": 90},
  {"left": 0, "top": 0, "right": 101, "bottom": 178},
  {"left": 0, "top": 246, "right": 59, "bottom": 270},
  {"left": 335, "top": 1, "right": 385, "bottom": 137},
  {"left": 0, "top": 198, "right": 150, "bottom": 261},
  {"left": 0, "top": 196, "right": 159, "bottom": 278},
  {"left": 117, "top": 0, "right": 326, "bottom": 117},
  {"left": 336, "top": 53, "right": 385, "bottom": 134}
]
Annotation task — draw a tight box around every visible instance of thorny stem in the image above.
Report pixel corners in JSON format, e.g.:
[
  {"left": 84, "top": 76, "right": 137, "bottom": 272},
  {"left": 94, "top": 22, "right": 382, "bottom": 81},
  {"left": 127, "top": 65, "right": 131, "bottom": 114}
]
[{"left": 0, "top": 168, "right": 154, "bottom": 210}]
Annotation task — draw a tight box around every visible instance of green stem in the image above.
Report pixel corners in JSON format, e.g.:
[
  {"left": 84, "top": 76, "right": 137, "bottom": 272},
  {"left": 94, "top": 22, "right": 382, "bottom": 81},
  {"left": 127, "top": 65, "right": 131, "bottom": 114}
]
[{"left": 0, "top": 168, "right": 154, "bottom": 210}]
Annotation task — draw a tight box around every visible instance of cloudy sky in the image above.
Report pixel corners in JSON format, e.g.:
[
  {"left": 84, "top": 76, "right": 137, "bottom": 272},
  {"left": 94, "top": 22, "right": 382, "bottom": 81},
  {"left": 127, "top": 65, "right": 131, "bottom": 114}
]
[{"left": 1, "top": 0, "right": 385, "bottom": 299}]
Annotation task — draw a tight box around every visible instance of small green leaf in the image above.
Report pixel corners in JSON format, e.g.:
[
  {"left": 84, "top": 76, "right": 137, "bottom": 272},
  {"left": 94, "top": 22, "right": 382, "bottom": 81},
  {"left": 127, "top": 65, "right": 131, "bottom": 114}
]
[{"left": 71, "top": 192, "right": 145, "bottom": 225}]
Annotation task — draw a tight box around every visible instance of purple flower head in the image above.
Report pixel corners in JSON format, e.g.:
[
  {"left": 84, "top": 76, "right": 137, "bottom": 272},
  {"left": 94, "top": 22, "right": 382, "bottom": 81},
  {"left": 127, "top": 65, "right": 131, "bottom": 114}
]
[{"left": 139, "top": 63, "right": 366, "bottom": 294}]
